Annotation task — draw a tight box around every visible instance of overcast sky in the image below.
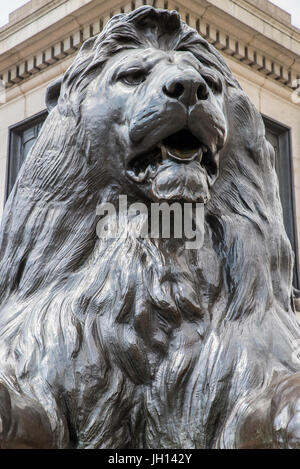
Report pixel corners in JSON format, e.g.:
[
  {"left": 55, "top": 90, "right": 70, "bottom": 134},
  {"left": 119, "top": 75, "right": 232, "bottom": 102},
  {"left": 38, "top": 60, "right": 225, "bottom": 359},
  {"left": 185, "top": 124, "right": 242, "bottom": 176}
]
[
  {"left": 0, "top": 0, "right": 299, "bottom": 28},
  {"left": 0, "top": 0, "right": 30, "bottom": 27},
  {"left": 270, "top": 0, "right": 300, "bottom": 28}
]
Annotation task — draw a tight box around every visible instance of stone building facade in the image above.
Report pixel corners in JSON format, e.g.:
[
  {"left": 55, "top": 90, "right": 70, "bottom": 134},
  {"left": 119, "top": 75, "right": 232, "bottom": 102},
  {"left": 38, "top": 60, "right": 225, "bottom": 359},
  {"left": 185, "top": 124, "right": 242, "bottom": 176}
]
[{"left": 0, "top": 0, "right": 300, "bottom": 288}]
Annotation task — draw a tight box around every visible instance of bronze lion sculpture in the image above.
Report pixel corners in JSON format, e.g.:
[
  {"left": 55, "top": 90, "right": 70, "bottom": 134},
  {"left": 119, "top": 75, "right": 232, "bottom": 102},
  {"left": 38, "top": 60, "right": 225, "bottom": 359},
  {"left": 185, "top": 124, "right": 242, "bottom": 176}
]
[{"left": 0, "top": 6, "right": 300, "bottom": 449}]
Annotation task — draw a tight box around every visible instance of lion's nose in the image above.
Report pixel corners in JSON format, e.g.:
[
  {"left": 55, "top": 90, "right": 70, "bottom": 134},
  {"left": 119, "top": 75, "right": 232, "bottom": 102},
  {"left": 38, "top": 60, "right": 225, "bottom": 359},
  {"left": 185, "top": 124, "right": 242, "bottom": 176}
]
[{"left": 163, "top": 75, "right": 209, "bottom": 106}]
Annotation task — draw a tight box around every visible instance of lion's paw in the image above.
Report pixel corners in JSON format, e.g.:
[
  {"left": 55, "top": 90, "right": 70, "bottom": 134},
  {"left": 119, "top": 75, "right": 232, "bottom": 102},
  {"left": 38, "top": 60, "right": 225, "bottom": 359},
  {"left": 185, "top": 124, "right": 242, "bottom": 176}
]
[
  {"left": 271, "top": 374, "right": 300, "bottom": 448},
  {"left": 0, "top": 383, "right": 11, "bottom": 445}
]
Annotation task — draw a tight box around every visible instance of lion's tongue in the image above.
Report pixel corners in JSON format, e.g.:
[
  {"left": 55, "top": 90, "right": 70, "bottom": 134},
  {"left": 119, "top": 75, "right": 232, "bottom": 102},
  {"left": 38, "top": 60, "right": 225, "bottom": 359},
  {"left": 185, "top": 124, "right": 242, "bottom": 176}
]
[{"left": 160, "top": 143, "right": 203, "bottom": 163}]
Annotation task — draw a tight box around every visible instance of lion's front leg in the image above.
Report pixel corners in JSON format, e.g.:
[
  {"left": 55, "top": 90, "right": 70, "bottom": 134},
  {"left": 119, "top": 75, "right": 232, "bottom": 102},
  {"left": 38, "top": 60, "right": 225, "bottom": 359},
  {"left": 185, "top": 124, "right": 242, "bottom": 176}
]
[
  {"left": 0, "top": 383, "right": 12, "bottom": 445},
  {"left": 0, "top": 383, "right": 57, "bottom": 449},
  {"left": 235, "top": 373, "right": 300, "bottom": 449},
  {"left": 270, "top": 373, "right": 300, "bottom": 448}
]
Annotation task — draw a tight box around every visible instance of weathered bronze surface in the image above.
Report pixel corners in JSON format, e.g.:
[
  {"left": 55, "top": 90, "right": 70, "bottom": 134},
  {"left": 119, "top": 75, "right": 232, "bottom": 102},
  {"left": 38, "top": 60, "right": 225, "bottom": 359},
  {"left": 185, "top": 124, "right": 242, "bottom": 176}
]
[{"left": 0, "top": 6, "right": 300, "bottom": 448}]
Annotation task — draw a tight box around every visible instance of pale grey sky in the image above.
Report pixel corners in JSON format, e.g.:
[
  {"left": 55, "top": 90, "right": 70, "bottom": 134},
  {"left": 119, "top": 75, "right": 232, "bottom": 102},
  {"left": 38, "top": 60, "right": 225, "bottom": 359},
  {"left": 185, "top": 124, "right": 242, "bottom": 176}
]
[
  {"left": 270, "top": 0, "right": 300, "bottom": 28},
  {"left": 0, "top": 0, "right": 299, "bottom": 28},
  {"left": 0, "top": 0, "right": 30, "bottom": 27}
]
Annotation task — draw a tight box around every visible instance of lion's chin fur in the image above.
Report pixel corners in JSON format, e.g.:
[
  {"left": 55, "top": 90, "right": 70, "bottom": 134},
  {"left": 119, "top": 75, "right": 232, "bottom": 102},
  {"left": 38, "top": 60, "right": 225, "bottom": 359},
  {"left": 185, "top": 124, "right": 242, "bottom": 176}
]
[{"left": 149, "top": 159, "right": 210, "bottom": 202}]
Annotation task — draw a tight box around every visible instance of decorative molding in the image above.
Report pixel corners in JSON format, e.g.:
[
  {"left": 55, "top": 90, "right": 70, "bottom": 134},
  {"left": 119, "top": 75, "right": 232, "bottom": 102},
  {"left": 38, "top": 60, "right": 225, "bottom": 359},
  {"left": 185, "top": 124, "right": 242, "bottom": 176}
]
[{"left": 0, "top": 0, "right": 299, "bottom": 99}]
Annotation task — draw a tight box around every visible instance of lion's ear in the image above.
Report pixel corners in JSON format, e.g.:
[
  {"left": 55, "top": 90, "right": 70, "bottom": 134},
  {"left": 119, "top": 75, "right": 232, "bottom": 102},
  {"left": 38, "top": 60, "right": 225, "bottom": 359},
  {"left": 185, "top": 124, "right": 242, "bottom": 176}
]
[{"left": 45, "top": 77, "right": 63, "bottom": 111}]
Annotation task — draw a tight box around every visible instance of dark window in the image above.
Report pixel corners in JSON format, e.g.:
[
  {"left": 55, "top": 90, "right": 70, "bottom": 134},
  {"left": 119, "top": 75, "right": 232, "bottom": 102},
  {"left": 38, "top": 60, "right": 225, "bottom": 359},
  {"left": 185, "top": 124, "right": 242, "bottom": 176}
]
[
  {"left": 5, "top": 110, "right": 48, "bottom": 201},
  {"left": 263, "top": 115, "right": 300, "bottom": 291}
]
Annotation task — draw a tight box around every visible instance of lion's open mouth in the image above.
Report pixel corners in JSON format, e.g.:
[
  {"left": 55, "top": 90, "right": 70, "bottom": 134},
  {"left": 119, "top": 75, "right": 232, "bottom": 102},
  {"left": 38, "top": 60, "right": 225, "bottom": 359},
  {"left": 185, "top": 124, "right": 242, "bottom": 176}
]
[{"left": 127, "top": 129, "right": 218, "bottom": 183}]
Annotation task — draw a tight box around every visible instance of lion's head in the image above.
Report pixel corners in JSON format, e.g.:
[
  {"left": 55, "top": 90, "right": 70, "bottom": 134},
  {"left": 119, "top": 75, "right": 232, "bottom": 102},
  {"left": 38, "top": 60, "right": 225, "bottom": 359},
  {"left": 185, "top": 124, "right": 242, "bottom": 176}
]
[
  {"left": 0, "top": 6, "right": 299, "bottom": 449},
  {"left": 45, "top": 6, "right": 238, "bottom": 205}
]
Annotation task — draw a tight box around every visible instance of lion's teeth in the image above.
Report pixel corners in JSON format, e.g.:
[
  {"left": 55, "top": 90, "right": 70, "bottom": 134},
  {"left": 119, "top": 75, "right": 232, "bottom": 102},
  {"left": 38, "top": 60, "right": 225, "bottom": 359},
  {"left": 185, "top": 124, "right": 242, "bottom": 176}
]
[
  {"left": 198, "top": 147, "right": 203, "bottom": 162},
  {"left": 160, "top": 143, "right": 167, "bottom": 160},
  {"left": 127, "top": 170, "right": 146, "bottom": 183},
  {"left": 145, "top": 165, "right": 156, "bottom": 178}
]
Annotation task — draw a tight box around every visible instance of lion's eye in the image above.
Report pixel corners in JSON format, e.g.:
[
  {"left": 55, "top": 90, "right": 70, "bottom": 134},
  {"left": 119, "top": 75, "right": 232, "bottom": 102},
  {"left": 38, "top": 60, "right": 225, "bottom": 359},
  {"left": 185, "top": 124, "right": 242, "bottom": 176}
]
[
  {"left": 202, "top": 74, "right": 222, "bottom": 94},
  {"left": 120, "top": 70, "right": 147, "bottom": 86}
]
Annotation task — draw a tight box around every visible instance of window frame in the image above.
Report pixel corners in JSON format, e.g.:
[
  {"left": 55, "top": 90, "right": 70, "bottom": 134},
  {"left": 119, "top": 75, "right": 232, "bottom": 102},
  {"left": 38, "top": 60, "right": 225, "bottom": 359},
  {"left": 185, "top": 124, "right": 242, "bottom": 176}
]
[
  {"left": 5, "top": 109, "right": 48, "bottom": 204},
  {"left": 263, "top": 114, "right": 300, "bottom": 291}
]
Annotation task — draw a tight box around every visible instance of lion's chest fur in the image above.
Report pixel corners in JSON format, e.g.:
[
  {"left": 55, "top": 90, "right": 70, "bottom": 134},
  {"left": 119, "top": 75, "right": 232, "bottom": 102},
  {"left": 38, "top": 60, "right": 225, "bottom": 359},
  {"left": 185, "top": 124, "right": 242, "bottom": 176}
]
[
  {"left": 71, "top": 321, "right": 248, "bottom": 449},
  {"left": 52, "top": 238, "right": 224, "bottom": 448},
  {"left": 0, "top": 233, "right": 291, "bottom": 449}
]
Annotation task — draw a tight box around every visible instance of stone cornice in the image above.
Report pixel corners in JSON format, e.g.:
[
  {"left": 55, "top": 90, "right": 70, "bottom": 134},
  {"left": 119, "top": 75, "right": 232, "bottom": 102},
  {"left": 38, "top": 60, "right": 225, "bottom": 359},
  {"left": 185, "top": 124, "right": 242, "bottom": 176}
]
[{"left": 0, "top": 0, "right": 299, "bottom": 103}]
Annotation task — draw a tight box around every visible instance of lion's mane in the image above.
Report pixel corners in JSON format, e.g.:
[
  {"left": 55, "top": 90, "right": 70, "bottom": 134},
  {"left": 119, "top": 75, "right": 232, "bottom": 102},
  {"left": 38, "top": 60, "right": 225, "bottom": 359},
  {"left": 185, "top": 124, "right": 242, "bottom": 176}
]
[{"left": 0, "top": 6, "right": 299, "bottom": 449}]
